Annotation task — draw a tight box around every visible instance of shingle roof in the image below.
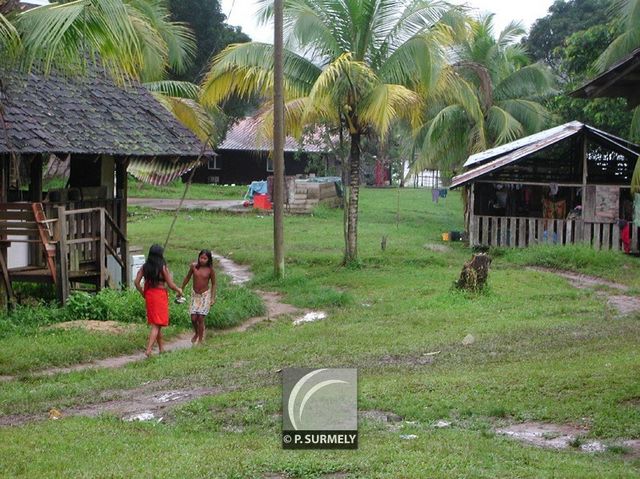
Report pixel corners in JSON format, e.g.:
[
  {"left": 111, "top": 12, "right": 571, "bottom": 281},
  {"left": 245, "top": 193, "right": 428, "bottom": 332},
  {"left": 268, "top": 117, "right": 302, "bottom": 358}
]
[
  {"left": 0, "top": 69, "right": 206, "bottom": 158},
  {"left": 219, "top": 117, "right": 328, "bottom": 153}
]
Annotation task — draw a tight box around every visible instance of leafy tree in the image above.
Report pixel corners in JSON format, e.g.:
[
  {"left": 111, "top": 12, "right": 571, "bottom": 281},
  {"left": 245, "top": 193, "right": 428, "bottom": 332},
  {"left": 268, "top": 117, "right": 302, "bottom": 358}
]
[
  {"left": 201, "top": 0, "right": 462, "bottom": 264},
  {"left": 524, "top": 0, "right": 612, "bottom": 71},
  {"left": 549, "top": 24, "right": 633, "bottom": 139},
  {"left": 413, "top": 15, "right": 556, "bottom": 180},
  {"left": 167, "top": 0, "right": 250, "bottom": 83}
]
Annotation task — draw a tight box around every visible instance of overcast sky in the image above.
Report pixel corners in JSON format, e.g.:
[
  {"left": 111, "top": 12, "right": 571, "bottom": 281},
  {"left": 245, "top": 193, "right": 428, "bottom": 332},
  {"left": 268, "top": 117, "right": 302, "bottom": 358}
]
[
  {"left": 221, "top": 0, "right": 556, "bottom": 43},
  {"left": 26, "top": 0, "right": 556, "bottom": 43}
]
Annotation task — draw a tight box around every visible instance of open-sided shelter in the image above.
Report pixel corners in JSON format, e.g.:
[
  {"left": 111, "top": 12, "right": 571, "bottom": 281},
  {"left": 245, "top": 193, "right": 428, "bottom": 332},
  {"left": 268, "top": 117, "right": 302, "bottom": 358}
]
[{"left": 450, "top": 121, "right": 640, "bottom": 251}]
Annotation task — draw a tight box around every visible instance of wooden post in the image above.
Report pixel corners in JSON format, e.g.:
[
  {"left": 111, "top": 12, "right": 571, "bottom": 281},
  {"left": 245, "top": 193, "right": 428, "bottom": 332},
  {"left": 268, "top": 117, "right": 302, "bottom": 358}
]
[
  {"left": 116, "top": 158, "right": 130, "bottom": 288},
  {"left": 468, "top": 183, "right": 476, "bottom": 246},
  {"left": 55, "top": 206, "right": 69, "bottom": 304},
  {"left": 273, "top": 0, "right": 286, "bottom": 278},
  {"left": 99, "top": 209, "right": 106, "bottom": 290},
  {"left": 0, "top": 249, "right": 15, "bottom": 310},
  {"left": 29, "top": 155, "right": 43, "bottom": 266}
]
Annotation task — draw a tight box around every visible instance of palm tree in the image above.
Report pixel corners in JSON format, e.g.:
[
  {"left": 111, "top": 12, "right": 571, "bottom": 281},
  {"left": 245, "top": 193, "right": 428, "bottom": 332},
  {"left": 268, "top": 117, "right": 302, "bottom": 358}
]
[
  {"left": 201, "top": 0, "right": 463, "bottom": 263},
  {"left": 412, "top": 14, "right": 556, "bottom": 179}
]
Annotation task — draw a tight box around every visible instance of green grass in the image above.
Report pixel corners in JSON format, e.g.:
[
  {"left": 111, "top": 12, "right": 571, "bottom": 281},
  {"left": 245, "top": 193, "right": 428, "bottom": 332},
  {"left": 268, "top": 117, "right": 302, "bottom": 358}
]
[
  {"left": 0, "top": 188, "right": 638, "bottom": 477},
  {"left": 128, "top": 177, "right": 247, "bottom": 200}
]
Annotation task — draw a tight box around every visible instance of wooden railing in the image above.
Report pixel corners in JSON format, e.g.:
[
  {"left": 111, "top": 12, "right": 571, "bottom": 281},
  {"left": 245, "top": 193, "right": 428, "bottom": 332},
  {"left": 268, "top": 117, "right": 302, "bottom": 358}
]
[
  {"left": 54, "top": 205, "right": 128, "bottom": 301},
  {"left": 470, "top": 215, "right": 638, "bottom": 252}
]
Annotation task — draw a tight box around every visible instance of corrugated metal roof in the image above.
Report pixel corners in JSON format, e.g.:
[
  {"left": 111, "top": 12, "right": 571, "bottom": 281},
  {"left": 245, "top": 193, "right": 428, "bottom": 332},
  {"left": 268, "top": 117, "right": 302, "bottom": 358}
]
[
  {"left": 219, "top": 117, "right": 328, "bottom": 153},
  {"left": 451, "top": 122, "right": 640, "bottom": 189},
  {"left": 463, "top": 121, "right": 584, "bottom": 167}
]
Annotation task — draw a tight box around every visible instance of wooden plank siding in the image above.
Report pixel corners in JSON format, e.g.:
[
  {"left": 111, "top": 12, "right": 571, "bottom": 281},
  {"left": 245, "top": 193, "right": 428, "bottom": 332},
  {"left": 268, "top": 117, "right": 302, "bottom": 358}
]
[{"left": 470, "top": 215, "right": 636, "bottom": 252}]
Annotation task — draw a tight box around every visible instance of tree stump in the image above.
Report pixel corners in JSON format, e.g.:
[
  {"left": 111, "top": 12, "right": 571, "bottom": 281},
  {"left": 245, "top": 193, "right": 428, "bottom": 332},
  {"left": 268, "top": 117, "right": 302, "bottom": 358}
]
[{"left": 456, "top": 253, "right": 491, "bottom": 292}]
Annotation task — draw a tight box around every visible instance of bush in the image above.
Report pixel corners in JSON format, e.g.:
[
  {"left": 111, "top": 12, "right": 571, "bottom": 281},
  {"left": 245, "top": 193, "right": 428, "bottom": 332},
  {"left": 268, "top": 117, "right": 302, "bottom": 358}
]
[{"left": 0, "top": 283, "right": 266, "bottom": 336}]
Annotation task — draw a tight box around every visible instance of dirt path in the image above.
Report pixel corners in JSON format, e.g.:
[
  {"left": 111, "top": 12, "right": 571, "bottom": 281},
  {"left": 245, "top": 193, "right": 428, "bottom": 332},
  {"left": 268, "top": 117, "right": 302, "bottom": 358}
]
[
  {"left": 128, "top": 198, "right": 246, "bottom": 212},
  {"left": 529, "top": 267, "right": 640, "bottom": 316},
  {"left": 2, "top": 253, "right": 302, "bottom": 382}
]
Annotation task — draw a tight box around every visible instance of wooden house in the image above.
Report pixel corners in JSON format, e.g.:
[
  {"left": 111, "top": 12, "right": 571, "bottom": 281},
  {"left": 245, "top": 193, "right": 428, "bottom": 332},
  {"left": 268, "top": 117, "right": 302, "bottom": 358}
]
[
  {"left": 189, "top": 117, "right": 332, "bottom": 185},
  {"left": 0, "top": 68, "right": 206, "bottom": 306},
  {"left": 451, "top": 121, "right": 640, "bottom": 251}
]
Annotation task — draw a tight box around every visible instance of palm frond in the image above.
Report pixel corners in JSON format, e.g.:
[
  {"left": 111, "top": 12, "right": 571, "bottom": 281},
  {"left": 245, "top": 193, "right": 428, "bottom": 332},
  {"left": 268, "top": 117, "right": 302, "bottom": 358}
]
[
  {"left": 493, "top": 63, "right": 556, "bottom": 101},
  {"left": 486, "top": 105, "right": 523, "bottom": 145},
  {"left": 497, "top": 98, "right": 553, "bottom": 134},
  {"left": 359, "top": 82, "right": 421, "bottom": 138},
  {"left": 144, "top": 80, "right": 201, "bottom": 99},
  {"left": 16, "top": 0, "right": 143, "bottom": 81},
  {"left": 125, "top": 0, "right": 195, "bottom": 76},
  {"left": 200, "top": 41, "right": 321, "bottom": 106},
  {"left": 0, "top": 12, "right": 20, "bottom": 56}
]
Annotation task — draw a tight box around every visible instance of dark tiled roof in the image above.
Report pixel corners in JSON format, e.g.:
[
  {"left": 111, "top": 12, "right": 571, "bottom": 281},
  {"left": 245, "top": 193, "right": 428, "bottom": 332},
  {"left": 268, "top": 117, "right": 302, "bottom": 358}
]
[
  {"left": 0, "top": 69, "right": 206, "bottom": 158},
  {"left": 219, "top": 117, "right": 328, "bottom": 153}
]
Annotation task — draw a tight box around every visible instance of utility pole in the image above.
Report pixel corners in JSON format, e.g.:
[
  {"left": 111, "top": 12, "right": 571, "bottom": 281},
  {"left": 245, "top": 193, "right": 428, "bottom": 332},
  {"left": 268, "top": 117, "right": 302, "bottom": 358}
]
[{"left": 273, "top": 0, "right": 285, "bottom": 279}]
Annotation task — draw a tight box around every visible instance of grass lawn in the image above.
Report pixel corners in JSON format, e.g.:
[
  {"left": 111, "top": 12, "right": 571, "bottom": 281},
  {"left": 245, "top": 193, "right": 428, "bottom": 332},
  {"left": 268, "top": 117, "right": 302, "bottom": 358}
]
[
  {"left": 128, "top": 177, "right": 248, "bottom": 200},
  {"left": 0, "top": 188, "right": 639, "bottom": 478}
]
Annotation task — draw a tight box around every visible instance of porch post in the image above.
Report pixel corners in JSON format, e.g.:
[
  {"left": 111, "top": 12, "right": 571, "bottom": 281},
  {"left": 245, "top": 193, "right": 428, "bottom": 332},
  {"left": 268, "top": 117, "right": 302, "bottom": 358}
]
[
  {"left": 469, "top": 183, "right": 476, "bottom": 247},
  {"left": 580, "top": 133, "right": 588, "bottom": 243},
  {"left": 116, "top": 157, "right": 129, "bottom": 287},
  {"left": 55, "top": 205, "right": 69, "bottom": 304}
]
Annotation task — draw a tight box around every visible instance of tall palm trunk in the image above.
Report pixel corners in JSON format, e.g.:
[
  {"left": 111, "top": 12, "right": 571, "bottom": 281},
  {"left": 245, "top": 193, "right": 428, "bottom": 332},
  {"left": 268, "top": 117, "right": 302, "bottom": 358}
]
[{"left": 345, "top": 131, "right": 361, "bottom": 263}]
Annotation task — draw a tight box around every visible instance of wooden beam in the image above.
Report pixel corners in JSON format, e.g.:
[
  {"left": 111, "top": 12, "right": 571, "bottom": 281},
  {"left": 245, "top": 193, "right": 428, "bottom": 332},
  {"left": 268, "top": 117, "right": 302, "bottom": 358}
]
[{"left": 55, "top": 206, "right": 69, "bottom": 305}]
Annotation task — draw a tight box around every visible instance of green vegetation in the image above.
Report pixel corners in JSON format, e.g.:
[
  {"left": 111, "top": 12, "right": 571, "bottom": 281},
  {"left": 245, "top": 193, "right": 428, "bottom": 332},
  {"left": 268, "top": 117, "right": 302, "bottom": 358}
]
[
  {"left": 0, "top": 189, "right": 638, "bottom": 477},
  {"left": 128, "top": 177, "right": 247, "bottom": 200},
  {"left": 0, "top": 278, "right": 264, "bottom": 375}
]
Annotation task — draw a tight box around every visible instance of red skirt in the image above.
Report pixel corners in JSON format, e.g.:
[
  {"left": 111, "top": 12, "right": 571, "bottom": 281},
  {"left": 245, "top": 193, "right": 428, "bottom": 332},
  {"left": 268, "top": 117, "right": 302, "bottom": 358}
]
[{"left": 144, "top": 286, "right": 169, "bottom": 326}]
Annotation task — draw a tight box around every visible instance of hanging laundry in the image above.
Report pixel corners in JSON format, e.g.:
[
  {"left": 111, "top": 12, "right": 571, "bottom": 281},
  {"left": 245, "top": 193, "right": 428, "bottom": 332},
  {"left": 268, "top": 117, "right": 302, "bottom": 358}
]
[
  {"left": 431, "top": 188, "right": 439, "bottom": 203},
  {"left": 439, "top": 188, "right": 448, "bottom": 198}
]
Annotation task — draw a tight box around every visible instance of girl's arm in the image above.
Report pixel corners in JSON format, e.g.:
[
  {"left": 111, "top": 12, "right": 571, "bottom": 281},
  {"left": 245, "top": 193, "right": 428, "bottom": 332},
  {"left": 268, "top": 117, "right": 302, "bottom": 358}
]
[
  {"left": 134, "top": 267, "right": 144, "bottom": 297},
  {"left": 210, "top": 268, "right": 216, "bottom": 303},
  {"left": 162, "top": 265, "right": 183, "bottom": 296},
  {"left": 181, "top": 263, "right": 195, "bottom": 291}
]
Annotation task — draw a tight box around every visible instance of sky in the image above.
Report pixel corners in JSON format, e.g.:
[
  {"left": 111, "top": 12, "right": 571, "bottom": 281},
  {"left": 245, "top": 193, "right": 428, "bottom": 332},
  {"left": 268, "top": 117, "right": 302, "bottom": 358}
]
[
  {"left": 25, "top": 0, "right": 556, "bottom": 43},
  {"left": 221, "top": 0, "right": 556, "bottom": 43}
]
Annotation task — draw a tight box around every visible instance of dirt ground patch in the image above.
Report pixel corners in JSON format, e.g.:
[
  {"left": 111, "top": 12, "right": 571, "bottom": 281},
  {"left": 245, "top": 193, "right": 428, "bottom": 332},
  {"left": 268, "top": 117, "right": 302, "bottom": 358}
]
[
  {"left": 529, "top": 267, "right": 640, "bottom": 316},
  {"left": 0, "top": 381, "right": 226, "bottom": 427},
  {"left": 48, "top": 320, "right": 137, "bottom": 334},
  {"left": 376, "top": 351, "right": 440, "bottom": 367},
  {"left": 495, "top": 421, "right": 640, "bottom": 457}
]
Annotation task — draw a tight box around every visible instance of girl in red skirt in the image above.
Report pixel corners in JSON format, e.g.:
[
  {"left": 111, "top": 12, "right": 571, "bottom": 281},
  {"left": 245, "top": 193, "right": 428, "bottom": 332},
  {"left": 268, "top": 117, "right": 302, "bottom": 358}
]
[{"left": 134, "top": 244, "right": 183, "bottom": 357}]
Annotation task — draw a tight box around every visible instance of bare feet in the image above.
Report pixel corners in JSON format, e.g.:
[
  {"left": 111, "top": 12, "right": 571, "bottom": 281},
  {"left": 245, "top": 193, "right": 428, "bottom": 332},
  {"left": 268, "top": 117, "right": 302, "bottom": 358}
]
[
  {"left": 144, "top": 350, "right": 152, "bottom": 358},
  {"left": 191, "top": 334, "right": 198, "bottom": 344}
]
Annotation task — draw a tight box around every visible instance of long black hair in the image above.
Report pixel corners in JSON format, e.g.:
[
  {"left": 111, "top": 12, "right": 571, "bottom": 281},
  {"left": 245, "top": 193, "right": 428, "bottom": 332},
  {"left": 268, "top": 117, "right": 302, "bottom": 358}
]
[
  {"left": 196, "top": 249, "right": 213, "bottom": 269},
  {"left": 143, "top": 244, "right": 166, "bottom": 285}
]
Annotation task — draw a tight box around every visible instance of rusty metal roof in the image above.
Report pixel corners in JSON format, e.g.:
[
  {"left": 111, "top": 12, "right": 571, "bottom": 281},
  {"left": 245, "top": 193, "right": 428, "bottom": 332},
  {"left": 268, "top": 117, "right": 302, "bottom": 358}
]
[
  {"left": 219, "top": 117, "right": 328, "bottom": 153},
  {"left": 451, "top": 122, "right": 640, "bottom": 189},
  {"left": 571, "top": 48, "right": 640, "bottom": 108}
]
